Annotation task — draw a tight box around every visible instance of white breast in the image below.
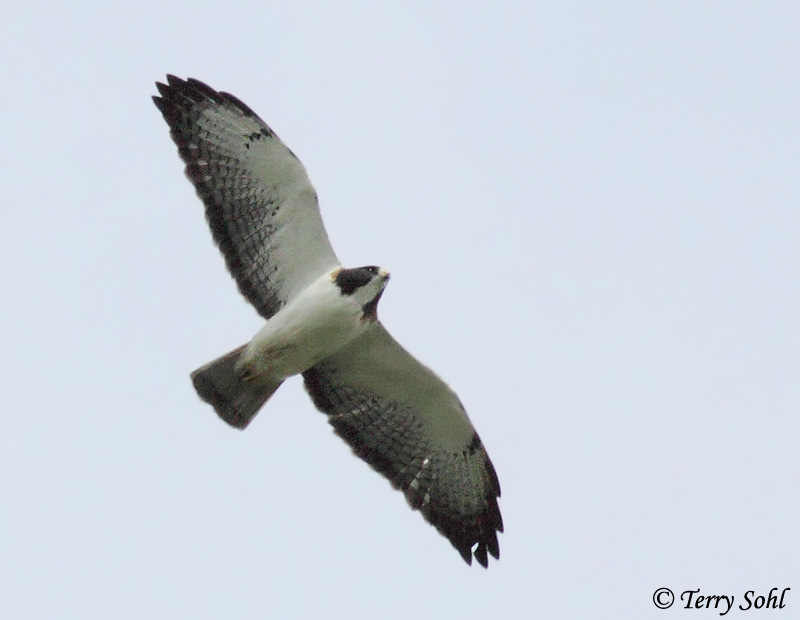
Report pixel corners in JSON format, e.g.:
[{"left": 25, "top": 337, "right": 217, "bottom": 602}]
[{"left": 238, "top": 270, "right": 368, "bottom": 380}]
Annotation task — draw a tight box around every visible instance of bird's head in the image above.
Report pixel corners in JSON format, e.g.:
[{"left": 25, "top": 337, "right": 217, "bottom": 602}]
[{"left": 333, "top": 266, "right": 390, "bottom": 321}]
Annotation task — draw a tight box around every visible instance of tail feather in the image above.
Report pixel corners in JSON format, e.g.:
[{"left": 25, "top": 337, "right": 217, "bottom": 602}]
[{"left": 190, "top": 345, "right": 283, "bottom": 429}]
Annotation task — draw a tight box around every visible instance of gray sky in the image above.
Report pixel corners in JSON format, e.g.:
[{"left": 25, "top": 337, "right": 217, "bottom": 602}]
[{"left": 2, "top": 2, "right": 798, "bottom": 618}]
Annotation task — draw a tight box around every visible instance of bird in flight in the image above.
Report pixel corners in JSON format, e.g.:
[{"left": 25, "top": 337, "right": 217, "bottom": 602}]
[{"left": 153, "top": 76, "right": 502, "bottom": 566}]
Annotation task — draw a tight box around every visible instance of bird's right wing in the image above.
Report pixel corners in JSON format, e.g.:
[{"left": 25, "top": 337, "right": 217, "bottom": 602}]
[
  {"left": 153, "top": 76, "right": 339, "bottom": 319},
  {"left": 303, "top": 323, "right": 503, "bottom": 566}
]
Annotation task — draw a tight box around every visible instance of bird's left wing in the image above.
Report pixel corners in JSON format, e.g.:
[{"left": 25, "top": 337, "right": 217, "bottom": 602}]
[
  {"left": 303, "top": 324, "right": 503, "bottom": 567},
  {"left": 153, "top": 76, "right": 339, "bottom": 319}
]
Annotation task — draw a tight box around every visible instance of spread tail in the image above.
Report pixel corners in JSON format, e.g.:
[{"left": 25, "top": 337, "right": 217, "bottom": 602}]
[{"left": 190, "top": 345, "right": 283, "bottom": 429}]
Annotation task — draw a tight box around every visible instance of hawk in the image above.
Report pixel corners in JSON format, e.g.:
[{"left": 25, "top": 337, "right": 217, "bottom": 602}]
[{"left": 153, "top": 76, "right": 503, "bottom": 566}]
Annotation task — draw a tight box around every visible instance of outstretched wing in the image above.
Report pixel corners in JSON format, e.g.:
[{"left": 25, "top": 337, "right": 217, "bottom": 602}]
[
  {"left": 153, "top": 76, "right": 339, "bottom": 319},
  {"left": 303, "top": 324, "right": 503, "bottom": 567}
]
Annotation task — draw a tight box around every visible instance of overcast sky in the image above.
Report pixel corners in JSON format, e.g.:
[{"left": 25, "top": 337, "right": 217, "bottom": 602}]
[{"left": 2, "top": 2, "right": 798, "bottom": 619}]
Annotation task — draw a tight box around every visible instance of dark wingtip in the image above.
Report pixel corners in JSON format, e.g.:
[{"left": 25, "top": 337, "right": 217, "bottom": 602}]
[
  {"left": 152, "top": 75, "right": 261, "bottom": 122},
  {"left": 487, "top": 532, "right": 500, "bottom": 560},
  {"left": 474, "top": 544, "right": 489, "bottom": 568}
]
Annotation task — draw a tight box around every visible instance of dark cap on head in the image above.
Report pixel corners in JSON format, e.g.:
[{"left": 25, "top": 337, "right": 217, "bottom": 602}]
[{"left": 334, "top": 266, "right": 385, "bottom": 295}]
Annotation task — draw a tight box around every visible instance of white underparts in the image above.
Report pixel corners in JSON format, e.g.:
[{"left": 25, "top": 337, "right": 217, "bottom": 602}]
[{"left": 236, "top": 269, "right": 384, "bottom": 382}]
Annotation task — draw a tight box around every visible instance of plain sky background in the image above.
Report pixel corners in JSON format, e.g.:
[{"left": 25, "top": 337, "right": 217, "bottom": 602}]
[{"left": 2, "top": 2, "right": 798, "bottom": 618}]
